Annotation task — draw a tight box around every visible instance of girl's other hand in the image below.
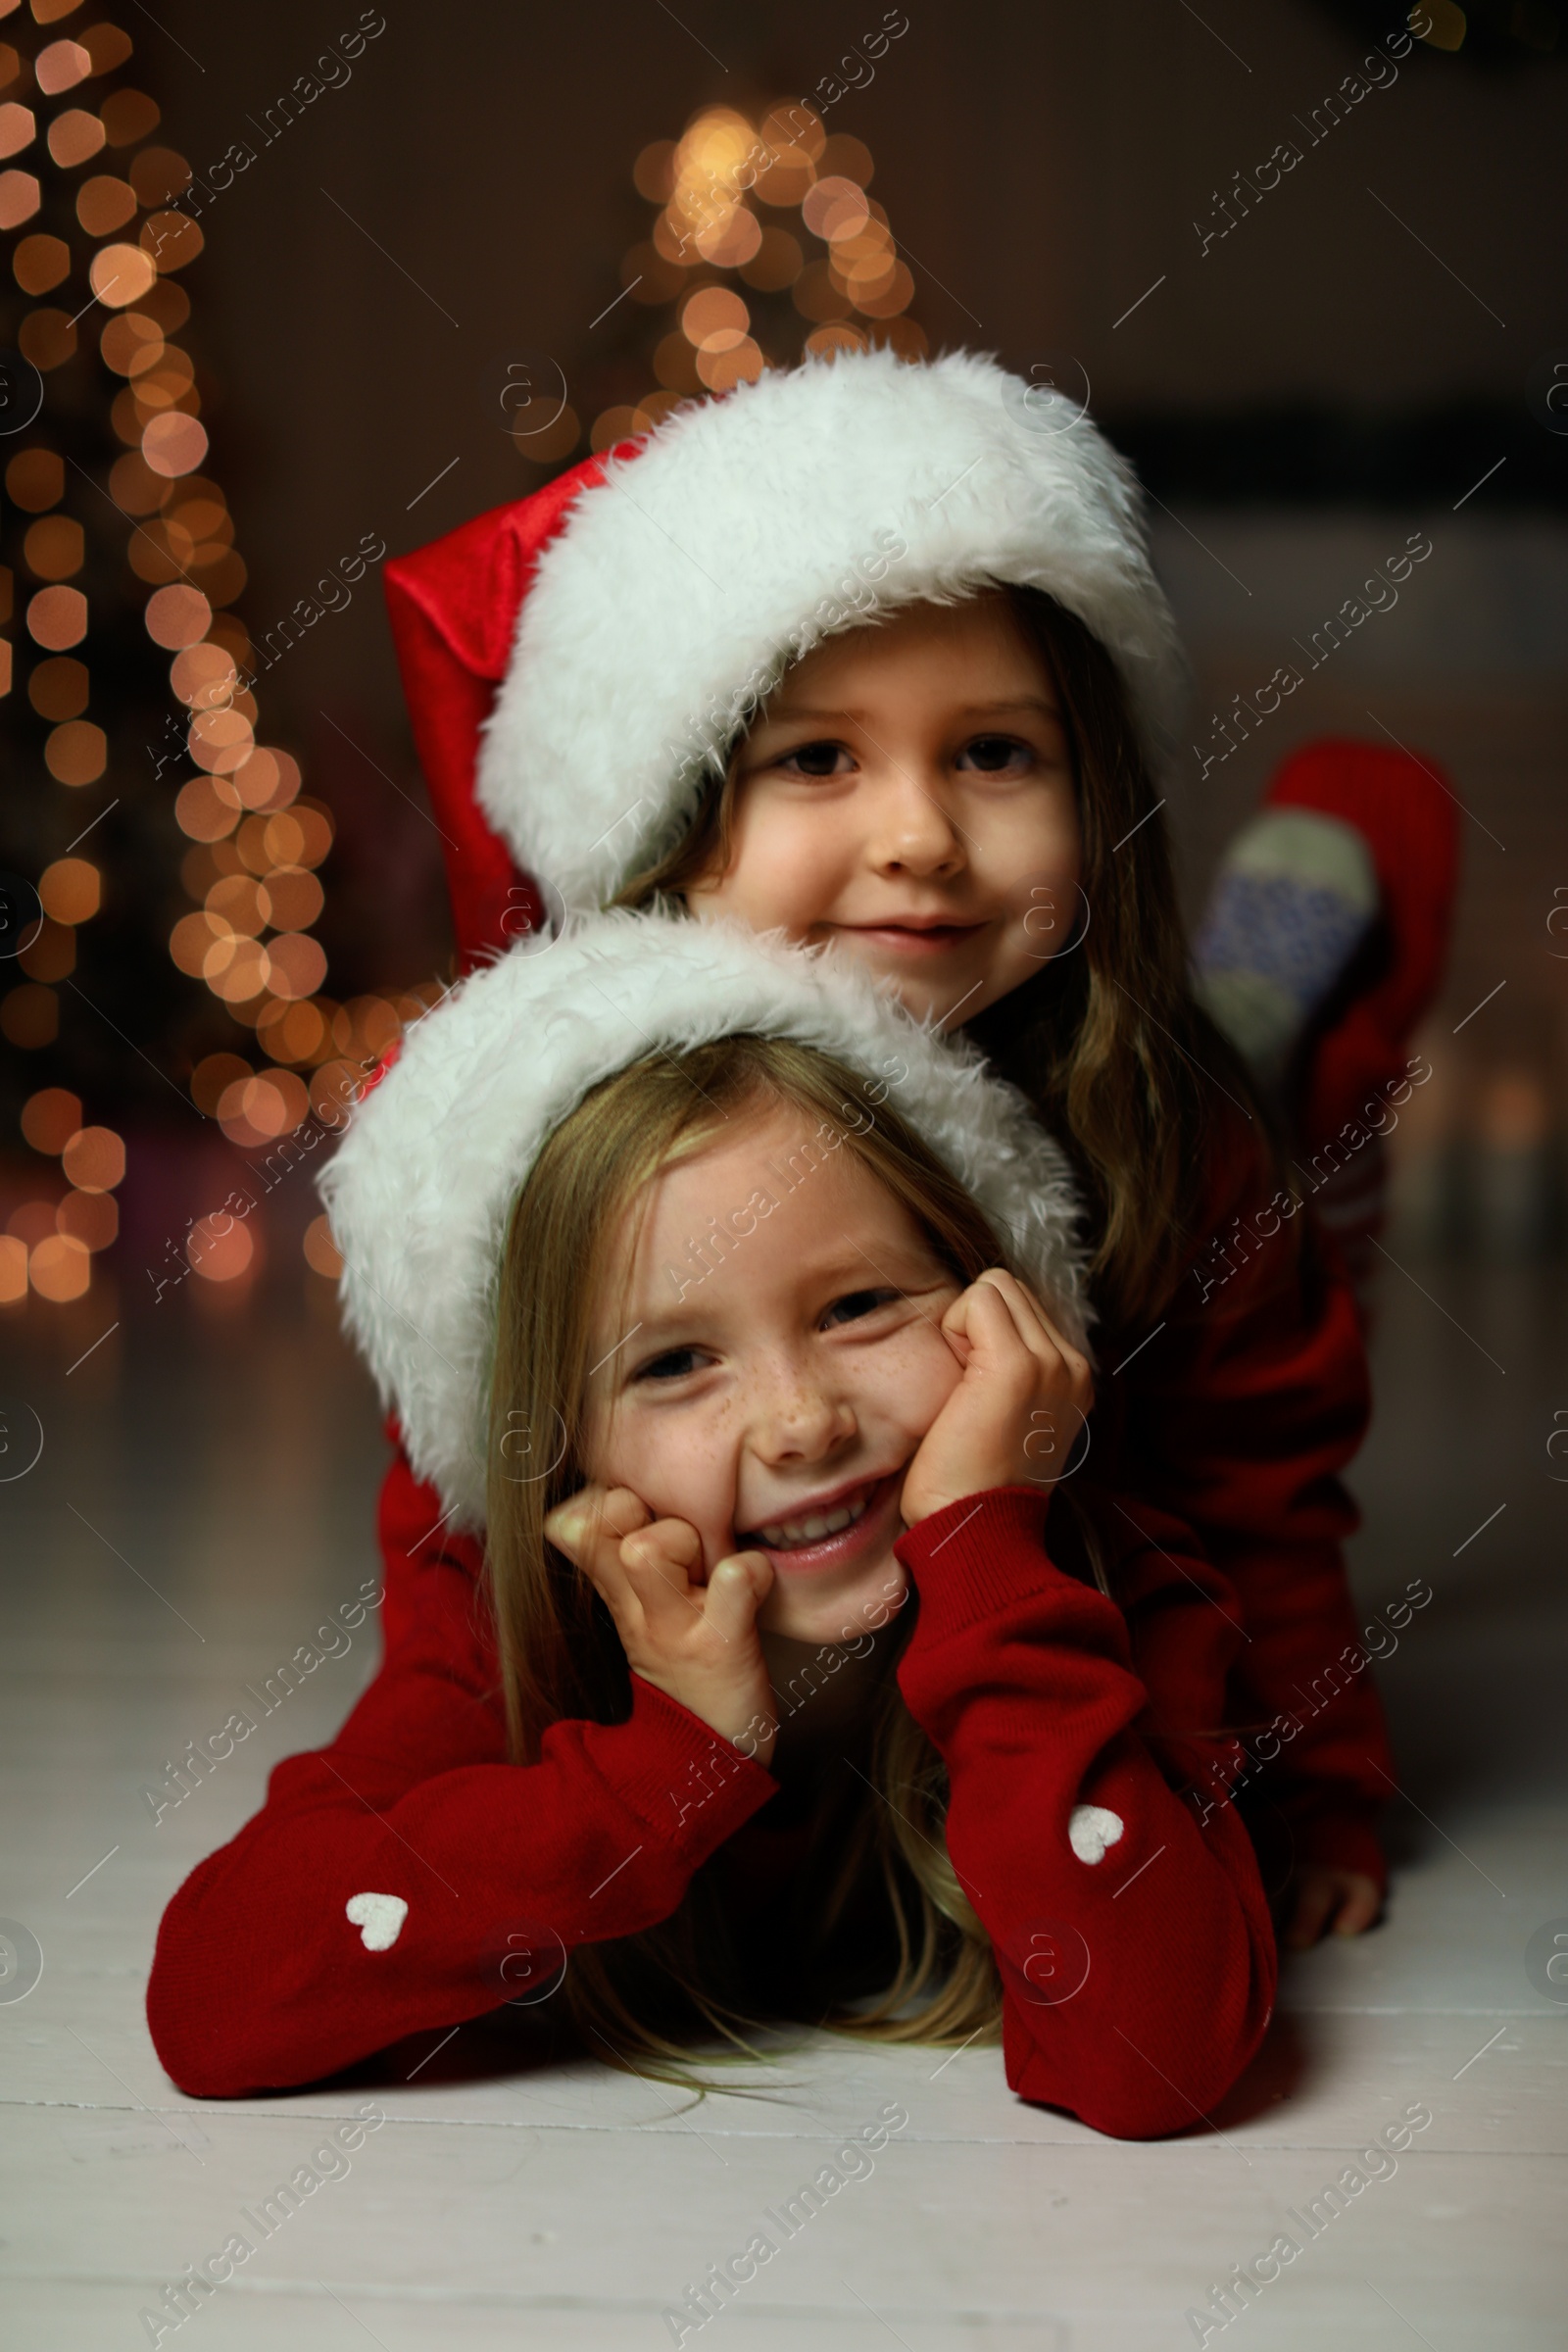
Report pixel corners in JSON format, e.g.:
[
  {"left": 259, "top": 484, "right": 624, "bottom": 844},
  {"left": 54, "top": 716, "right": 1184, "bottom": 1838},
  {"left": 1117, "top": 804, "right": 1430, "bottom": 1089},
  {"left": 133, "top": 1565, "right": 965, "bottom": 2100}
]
[
  {"left": 1281, "top": 1865, "right": 1382, "bottom": 1949},
  {"left": 901, "top": 1270, "right": 1094, "bottom": 1526},
  {"left": 544, "top": 1486, "right": 779, "bottom": 1767}
]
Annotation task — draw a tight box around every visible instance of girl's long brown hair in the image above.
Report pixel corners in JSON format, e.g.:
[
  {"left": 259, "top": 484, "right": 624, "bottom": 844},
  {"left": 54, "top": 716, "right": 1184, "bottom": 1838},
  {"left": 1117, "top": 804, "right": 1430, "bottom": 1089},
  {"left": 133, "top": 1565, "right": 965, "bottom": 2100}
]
[
  {"left": 486, "top": 1035, "right": 1072, "bottom": 2076},
  {"left": 616, "top": 586, "right": 1281, "bottom": 1350}
]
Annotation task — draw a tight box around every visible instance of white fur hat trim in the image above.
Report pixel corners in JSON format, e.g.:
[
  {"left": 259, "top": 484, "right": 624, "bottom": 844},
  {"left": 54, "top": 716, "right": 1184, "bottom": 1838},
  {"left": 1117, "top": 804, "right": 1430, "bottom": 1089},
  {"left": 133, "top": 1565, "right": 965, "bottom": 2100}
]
[
  {"left": 478, "top": 347, "right": 1187, "bottom": 914},
  {"left": 319, "top": 911, "right": 1092, "bottom": 1529}
]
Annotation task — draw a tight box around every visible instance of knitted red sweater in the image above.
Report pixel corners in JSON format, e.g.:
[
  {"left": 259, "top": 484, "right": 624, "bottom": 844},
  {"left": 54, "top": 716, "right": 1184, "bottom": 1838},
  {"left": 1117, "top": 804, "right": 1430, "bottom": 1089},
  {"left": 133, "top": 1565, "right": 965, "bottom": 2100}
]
[{"left": 147, "top": 1481, "right": 1275, "bottom": 2139}]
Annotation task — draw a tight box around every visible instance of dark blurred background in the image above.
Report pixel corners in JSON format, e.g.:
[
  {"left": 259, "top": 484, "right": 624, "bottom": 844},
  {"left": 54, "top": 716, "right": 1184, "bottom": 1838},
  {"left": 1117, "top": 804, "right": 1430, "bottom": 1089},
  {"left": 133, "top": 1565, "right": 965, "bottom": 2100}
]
[{"left": 1, "top": 0, "right": 1565, "bottom": 1338}]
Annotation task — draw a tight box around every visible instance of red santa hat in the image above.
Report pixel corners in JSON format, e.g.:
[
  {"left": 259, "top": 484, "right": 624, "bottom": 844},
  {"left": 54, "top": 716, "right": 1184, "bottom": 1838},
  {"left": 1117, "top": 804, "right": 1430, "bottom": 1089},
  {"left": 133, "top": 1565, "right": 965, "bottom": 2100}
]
[
  {"left": 384, "top": 348, "right": 1187, "bottom": 962},
  {"left": 319, "top": 909, "right": 1091, "bottom": 1528}
]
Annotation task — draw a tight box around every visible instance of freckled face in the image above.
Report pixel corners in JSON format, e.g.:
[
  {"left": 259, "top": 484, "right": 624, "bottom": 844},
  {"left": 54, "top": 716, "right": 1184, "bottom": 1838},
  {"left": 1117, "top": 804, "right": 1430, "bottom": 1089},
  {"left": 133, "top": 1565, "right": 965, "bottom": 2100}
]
[
  {"left": 687, "top": 594, "right": 1083, "bottom": 1028},
  {"left": 579, "top": 1104, "right": 965, "bottom": 1643}
]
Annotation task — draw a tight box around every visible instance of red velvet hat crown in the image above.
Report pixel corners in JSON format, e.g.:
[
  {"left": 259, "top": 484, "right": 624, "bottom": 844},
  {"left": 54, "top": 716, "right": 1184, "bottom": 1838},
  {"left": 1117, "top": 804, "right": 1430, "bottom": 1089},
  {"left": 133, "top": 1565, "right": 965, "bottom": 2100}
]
[{"left": 383, "top": 452, "right": 617, "bottom": 972}]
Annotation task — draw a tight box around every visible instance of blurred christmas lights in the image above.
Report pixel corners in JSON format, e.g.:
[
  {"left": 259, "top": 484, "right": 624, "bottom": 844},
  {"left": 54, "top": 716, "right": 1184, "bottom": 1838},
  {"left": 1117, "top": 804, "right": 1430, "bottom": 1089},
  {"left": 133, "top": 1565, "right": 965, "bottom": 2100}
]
[
  {"left": 566, "top": 98, "right": 927, "bottom": 462},
  {"left": 0, "top": 6, "right": 423, "bottom": 1301}
]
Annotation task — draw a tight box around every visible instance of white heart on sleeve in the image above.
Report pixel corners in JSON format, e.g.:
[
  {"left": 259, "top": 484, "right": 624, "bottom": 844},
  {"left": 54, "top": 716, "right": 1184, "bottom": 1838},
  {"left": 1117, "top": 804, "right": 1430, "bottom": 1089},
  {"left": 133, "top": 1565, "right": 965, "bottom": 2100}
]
[
  {"left": 346, "top": 1891, "right": 408, "bottom": 1950},
  {"left": 1068, "top": 1804, "right": 1125, "bottom": 1866}
]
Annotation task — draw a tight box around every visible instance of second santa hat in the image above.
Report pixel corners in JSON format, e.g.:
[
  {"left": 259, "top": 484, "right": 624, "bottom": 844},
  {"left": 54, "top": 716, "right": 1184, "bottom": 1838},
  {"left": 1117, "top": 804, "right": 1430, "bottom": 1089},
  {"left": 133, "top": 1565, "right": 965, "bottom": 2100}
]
[{"left": 384, "top": 349, "right": 1186, "bottom": 955}]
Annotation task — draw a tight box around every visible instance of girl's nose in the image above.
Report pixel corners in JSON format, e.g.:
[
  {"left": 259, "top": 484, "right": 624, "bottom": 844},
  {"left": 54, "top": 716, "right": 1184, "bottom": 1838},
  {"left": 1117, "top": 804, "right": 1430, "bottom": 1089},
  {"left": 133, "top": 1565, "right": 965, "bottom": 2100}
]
[
  {"left": 750, "top": 1373, "right": 857, "bottom": 1466},
  {"left": 865, "top": 763, "right": 966, "bottom": 880}
]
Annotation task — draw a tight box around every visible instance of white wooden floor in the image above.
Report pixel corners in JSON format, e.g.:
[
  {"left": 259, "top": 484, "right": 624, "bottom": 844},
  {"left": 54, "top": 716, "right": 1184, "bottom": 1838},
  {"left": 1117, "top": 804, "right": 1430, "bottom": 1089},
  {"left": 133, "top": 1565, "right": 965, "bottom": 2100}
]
[{"left": 2, "top": 1261, "right": 1564, "bottom": 2351}]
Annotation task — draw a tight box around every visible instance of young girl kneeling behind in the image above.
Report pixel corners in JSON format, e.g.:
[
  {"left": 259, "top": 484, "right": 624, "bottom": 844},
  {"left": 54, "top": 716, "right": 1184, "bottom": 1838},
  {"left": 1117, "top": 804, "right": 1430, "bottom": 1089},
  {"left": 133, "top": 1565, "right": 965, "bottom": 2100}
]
[{"left": 148, "top": 916, "right": 1274, "bottom": 2140}]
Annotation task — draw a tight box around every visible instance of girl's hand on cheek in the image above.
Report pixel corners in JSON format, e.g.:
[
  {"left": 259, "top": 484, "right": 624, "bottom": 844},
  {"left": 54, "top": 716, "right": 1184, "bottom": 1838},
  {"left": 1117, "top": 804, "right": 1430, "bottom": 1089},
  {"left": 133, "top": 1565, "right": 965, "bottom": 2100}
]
[
  {"left": 900, "top": 1271, "right": 1094, "bottom": 1526},
  {"left": 545, "top": 1486, "right": 779, "bottom": 1768}
]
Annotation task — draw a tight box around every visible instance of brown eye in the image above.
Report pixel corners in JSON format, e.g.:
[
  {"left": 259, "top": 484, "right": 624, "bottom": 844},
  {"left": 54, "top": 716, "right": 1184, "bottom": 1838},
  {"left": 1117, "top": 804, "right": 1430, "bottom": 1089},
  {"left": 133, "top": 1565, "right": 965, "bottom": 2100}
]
[
  {"left": 958, "top": 734, "right": 1032, "bottom": 774},
  {"left": 823, "top": 1288, "right": 897, "bottom": 1328},
  {"left": 634, "top": 1348, "right": 703, "bottom": 1383},
  {"left": 779, "top": 739, "right": 850, "bottom": 778}
]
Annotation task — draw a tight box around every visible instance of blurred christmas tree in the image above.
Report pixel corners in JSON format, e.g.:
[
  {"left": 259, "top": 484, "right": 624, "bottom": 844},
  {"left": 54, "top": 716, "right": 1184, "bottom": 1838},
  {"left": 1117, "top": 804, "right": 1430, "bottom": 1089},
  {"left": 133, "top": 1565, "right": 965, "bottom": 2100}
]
[
  {"left": 0, "top": 2, "right": 397, "bottom": 1309},
  {"left": 510, "top": 98, "right": 929, "bottom": 473}
]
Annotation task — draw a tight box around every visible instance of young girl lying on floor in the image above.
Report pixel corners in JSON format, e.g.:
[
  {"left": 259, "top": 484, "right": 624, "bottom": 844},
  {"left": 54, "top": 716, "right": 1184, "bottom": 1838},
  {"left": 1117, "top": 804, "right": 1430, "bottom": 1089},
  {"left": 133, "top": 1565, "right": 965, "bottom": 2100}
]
[{"left": 147, "top": 914, "right": 1275, "bottom": 2139}]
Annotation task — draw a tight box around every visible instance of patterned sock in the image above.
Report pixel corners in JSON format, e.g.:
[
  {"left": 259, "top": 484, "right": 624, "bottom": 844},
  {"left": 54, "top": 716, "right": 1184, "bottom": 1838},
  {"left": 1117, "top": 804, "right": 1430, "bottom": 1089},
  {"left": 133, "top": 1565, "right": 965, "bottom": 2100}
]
[
  {"left": 1194, "top": 808, "right": 1380, "bottom": 1093},
  {"left": 1198, "top": 737, "right": 1461, "bottom": 1324}
]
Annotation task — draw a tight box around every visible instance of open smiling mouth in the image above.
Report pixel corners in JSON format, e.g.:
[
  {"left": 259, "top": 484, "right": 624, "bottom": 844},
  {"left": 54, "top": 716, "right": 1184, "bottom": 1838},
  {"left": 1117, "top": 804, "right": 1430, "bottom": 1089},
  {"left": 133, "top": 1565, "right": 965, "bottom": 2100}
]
[
  {"left": 755, "top": 1490, "right": 871, "bottom": 1550},
  {"left": 738, "top": 1473, "right": 900, "bottom": 1570}
]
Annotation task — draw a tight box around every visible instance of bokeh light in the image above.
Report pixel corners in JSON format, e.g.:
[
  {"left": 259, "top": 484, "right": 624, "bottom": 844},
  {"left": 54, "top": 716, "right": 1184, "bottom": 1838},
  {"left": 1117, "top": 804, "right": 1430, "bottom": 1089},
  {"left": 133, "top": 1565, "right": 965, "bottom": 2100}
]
[
  {"left": 24, "top": 514, "right": 84, "bottom": 578},
  {"left": 187, "top": 1213, "right": 256, "bottom": 1285},
  {"left": 303, "top": 1214, "right": 344, "bottom": 1280},
  {"left": 681, "top": 285, "right": 750, "bottom": 352},
  {"left": 6, "top": 446, "right": 65, "bottom": 509},
  {"left": 57, "top": 1189, "right": 119, "bottom": 1251},
  {"left": 38, "top": 858, "right": 101, "bottom": 925},
  {"left": 75, "top": 172, "right": 136, "bottom": 236},
  {"left": 43, "top": 718, "right": 107, "bottom": 784},
  {"left": 19, "top": 304, "right": 75, "bottom": 370},
  {"left": 88, "top": 237, "right": 155, "bottom": 307},
  {"left": 98, "top": 89, "right": 161, "bottom": 148},
  {"left": 60, "top": 1126, "right": 125, "bottom": 1194},
  {"left": 141, "top": 410, "right": 209, "bottom": 477},
  {"left": 0, "top": 1235, "right": 27, "bottom": 1305},
  {"left": 0, "top": 984, "right": 60, "bottom": 1050},
  {"left": 27, "top": 656, "right": 88, "bottom": 721},
  {"left": 34, "top": 39, "right": 93, "bottom": 97},
  {"left": 21, "top": 1087, "right": 81, "bottom": 1154},
  {"left": 47, "top": 108, "right": 106, "bottom": 168},
  {"left": 26, "top": 584, "right": 87, "bottom": 649},
  {"left": 7, "top": 1201, "right": 60, "bottom": 1251},
  {"left": 14, "top": 231, "right": 71, "bottom": 293},
  {"left": 0, "top": 101, "right": 36, "bottom": 164},
  {"left": 0, "top": 169, "right": 40, "bottom": 229},
  {"left": 174, "top": 775, "right": 240, "bottom": 842},
  {"left": 144, "top": 582, "right": 210, "bottom": 647},
  {"left": 28, "top": 1232, "right": 90, "bottom": 1302}
]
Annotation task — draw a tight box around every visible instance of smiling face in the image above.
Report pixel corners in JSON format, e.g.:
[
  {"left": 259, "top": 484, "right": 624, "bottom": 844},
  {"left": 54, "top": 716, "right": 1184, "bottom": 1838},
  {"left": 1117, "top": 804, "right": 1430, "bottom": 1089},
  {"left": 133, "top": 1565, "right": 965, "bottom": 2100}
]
[
  {"left": 686, "top": 592, "right": 1083, "bottom": 1027},
  {"left": 579, "top": 1101, "right": 966, "bottom": 1643}
]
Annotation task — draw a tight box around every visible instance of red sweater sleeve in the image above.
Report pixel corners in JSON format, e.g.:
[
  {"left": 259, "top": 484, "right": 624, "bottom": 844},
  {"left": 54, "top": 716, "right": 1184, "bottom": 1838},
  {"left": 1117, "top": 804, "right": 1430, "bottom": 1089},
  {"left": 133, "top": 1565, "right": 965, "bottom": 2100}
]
[
  {"left": 1113, "top": 1111, "right": 1393, "bottom": 1887},
  {"left": 146, "top": 1448, "right": 775, "bottom": 2098},
  {"left": 895, "top": 1486, "right": 1277, "bottom": 2141}
]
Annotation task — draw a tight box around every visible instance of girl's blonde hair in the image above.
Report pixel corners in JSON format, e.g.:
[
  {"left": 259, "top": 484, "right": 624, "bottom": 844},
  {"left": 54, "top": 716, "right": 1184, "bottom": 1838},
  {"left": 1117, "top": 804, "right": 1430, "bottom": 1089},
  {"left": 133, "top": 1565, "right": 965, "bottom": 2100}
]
[
  {"left": 614, "top": 587, "right": 1282, "bottom": 1353},
  {"left": 487, "top": 1034, "right": 1081, "bottom": 2073}
]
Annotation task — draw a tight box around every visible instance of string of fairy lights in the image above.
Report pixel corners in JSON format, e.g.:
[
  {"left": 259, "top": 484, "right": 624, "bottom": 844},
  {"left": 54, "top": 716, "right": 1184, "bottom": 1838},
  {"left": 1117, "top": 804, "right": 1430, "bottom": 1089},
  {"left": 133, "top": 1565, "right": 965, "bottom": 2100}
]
[{"left": 1, "top": 0, "right": 439, "bottom": 1305}]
